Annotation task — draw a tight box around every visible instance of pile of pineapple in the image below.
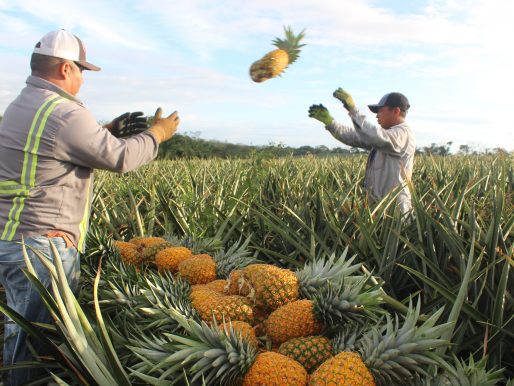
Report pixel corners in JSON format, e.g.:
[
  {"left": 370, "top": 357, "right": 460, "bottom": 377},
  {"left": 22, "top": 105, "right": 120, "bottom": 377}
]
[{"left": 113, "top": 236, "right": 452, "bottom": 386}]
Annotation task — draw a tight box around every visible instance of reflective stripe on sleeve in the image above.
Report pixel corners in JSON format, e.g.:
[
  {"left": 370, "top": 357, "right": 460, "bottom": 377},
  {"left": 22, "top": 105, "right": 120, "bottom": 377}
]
[{"left": 1, "top": 95, "right": 66, "bottom": 240}]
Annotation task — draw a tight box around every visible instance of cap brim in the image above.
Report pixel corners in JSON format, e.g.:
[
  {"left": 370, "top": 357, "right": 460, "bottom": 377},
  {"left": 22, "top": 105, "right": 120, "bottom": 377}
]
[
  {"left": 78, "top": 60, "right": 101, "bottom": 71},
  {"left": 368, "top": 104, "right": 381, "bottom": 113}
]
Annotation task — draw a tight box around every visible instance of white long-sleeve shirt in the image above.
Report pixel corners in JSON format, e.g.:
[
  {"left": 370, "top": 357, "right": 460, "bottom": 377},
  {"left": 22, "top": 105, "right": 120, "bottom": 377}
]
[{"left": 326, "top": 109, "right": 415, "bottom": 213}]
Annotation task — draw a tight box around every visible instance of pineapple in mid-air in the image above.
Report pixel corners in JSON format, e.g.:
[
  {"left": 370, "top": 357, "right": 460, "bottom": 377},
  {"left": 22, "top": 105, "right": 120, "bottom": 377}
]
[{"left": 249, "top": 26, "right": 306, "bottom": 83}]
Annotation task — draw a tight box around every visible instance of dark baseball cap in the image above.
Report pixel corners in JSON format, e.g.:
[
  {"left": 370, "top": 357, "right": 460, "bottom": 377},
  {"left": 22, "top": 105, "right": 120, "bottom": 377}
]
[
  {"left": 368, "top": 92, "right": 410, "bottom": 113},
  {"left": 33, "top": 29, "right": 101, "bottom": 71}
]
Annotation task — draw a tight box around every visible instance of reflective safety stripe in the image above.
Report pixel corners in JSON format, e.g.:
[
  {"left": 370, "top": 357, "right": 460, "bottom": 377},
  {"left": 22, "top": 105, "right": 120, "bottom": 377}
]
[
  {"left": 1, "top": 95, "right": 66, "bottom": 240},
  {"left": 77, "top": 178, "right": 92, "bottom": 251},
  {"left": 0, "top": 181, "right": 27, "bottom": 194}
]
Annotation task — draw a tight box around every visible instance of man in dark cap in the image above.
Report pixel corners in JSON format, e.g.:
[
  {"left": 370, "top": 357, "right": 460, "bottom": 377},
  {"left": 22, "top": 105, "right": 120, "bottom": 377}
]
[{"left": 308, "top": 89, "right": 415, "bottom": 214}]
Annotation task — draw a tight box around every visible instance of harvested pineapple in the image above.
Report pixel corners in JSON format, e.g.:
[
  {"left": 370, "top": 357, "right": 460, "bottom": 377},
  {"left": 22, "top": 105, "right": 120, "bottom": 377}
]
[
  {"left": 249, "top": 26, "right": 306, "bottom": 83},
  {"left": 113, "top": 240, "right": 141, "bottom": 265},
  {"left": 178, "top": 254, "right": 217, "bottom": 284},
  {"left": 226, "top": 251, "right": 363, "bottom": 312},
  {"left": 154, "top": 246, "right": 193, "bottom": 272},
  {"left": 309, "top": 303, "right": 452, "bottom": 386},
  {"left": 278, "top": 335, "right": 333, "bottom": 373},
  {"left": 264, "top": 278, "right": 383, "bottom": 345}
]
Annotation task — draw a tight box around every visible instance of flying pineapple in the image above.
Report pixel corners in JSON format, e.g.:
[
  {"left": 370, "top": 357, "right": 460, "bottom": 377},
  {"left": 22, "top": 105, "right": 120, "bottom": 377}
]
[{"left": 249, "top": 26, "right": 306, "bottom": 83}]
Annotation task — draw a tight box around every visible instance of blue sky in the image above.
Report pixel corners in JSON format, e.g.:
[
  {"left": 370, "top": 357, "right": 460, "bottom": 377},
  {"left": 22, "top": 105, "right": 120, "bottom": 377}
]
[{"left": 0, "top": 0, "right": 513, "bottom": 151}]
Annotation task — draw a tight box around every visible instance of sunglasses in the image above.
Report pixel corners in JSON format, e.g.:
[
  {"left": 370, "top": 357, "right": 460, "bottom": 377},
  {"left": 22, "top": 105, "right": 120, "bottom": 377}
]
[{"left": 74, "top": 62, "right": 87, "bottom": 72}]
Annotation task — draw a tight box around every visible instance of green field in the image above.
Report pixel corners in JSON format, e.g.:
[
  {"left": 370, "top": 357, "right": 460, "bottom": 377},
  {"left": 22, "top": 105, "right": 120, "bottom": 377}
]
[{"left": 1, "top": 154, "right": 513, "bottom": 384}]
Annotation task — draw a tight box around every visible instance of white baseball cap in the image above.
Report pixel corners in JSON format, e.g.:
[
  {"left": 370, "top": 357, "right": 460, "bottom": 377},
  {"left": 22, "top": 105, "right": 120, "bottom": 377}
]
[{"left": 33, "top": 29, "right": 101, "bottom": 71}]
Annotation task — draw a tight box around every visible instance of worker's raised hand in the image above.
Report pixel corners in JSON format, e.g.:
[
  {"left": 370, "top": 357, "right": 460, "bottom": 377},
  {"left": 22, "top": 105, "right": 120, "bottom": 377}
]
[
  {"left": 333, "top": 88, "right": 356, "bottom": 111},
  {"left": 108, "top": 111, "right": 149, "bottom": 138},
  {"left": 308, "top": 104, "right": 334, "bottom": 126},
  {"left": 148, "top": 107, "right": 179, "bottom": 143}
]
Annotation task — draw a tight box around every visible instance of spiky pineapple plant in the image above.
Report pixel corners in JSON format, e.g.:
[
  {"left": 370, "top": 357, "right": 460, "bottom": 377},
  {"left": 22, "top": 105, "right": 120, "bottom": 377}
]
[
  {"left": 309, "top": 301, "right": 452, "bottom": 386},
  {"left": 249, "top": 25, "right": 306, "bottom": 82}
]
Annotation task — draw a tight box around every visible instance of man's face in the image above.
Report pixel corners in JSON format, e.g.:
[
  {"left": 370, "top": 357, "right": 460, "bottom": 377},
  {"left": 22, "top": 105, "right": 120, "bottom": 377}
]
[
  {"left": 376, "top": 106, "right": 399, "bottom": 129},
  {"left": 64, "top": 61, "right": 84, "bottom": 96}
]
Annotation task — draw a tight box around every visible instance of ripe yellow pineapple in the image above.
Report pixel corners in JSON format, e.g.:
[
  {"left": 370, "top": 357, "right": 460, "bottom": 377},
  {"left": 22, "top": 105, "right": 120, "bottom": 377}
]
[
  {"left": 178, "top": 254, "right": 217, "bottom": 284},
  {"left": 309, "top": 303, "right": 452, "bottom": 386},
  {"left": 249, "top": 26, "right": 306, "bottom": 83},
  {"left": 190, "top": 288, "right": 254, "bottom": 325},
  {"left": 226, "top": 263, "right": 300, "bottom": 311},
  {"left": 154, "top": 246, "right": 193, "bottom": 272},
  {"left": 265, "top": 299, "right": 322, "bottom": 345},
  {"left": 113, "top": 240, "right": 141, "bottom": 265},
  {"left": 263, "top": 276, "right": 385, "bottom": 346},
  {"left": 309, "top": 351, "right": 375, "bottom": 386},
  {"left": 242, "top": 351, "right": 307, "bottom": 386},
  {"left": 278, "top": 335, "right": 333, "bottom": 373},
  {"left": 141, "top": 241, "right": 176, "bottom": 263},
  {"left": 226, "top": 251, "right": 364, "bottom": 313},
  {"left": 128, "top": 236, "right": 166, "bottom": 249},
  {"left": 192, "top": 279, "right": 227, "bottom": 294}
]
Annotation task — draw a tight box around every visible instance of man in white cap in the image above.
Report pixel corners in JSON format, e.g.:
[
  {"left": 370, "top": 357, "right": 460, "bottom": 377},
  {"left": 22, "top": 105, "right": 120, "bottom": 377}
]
[
  {"left": 0, "top": 29, "right": 180, "bottom": 384},
  {"left": 308, "top": 89, "right": 415, "bottom": 214}
]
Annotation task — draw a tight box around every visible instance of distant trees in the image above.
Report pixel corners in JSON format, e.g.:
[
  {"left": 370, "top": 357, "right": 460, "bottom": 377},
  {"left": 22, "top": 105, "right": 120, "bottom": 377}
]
[
  {"left": 156, "top": 133, "right": 357, "bottom": 159},
  {"left": 417, "top": 142, "right": 453, "bottom": 156}
]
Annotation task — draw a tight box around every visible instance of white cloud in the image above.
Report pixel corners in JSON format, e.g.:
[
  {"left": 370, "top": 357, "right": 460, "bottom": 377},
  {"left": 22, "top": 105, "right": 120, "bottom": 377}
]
[{"left": 0, "top": 0, "right": 512, "bottom": 150}]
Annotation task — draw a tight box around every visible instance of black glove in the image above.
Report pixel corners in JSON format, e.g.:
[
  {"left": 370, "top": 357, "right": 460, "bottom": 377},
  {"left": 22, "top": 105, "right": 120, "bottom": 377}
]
[{"left": 108, "top": 112, "right": 148, "bottom": 138}]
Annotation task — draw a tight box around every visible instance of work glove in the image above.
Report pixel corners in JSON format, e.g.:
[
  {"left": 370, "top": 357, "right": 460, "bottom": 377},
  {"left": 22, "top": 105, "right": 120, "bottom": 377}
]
[
  {"left": 333, "top": 88, "right": 356, "bottom": 111},
  {"left": 308, "top": 104, "right": 334, "bottom": 126},
  {"left": 107, "top": 111, "right": 149, "bottom": 138},
  {"left": 148, "top": 107, "right": 180, "bottom": 143}
]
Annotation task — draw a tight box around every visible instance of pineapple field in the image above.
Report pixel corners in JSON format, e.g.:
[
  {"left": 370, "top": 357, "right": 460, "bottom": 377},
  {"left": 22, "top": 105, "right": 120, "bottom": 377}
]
[{"left": 0, "top": 154, "right": 513, "bottom": 385}]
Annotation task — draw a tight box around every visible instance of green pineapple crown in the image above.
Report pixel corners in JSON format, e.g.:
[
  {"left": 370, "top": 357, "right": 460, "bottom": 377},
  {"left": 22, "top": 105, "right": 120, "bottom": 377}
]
[
  {"left": 358, "top": 300, "right": 452, "bottom": 386},
  {"left": 408, "top": 354, "right": 506, "bottom": 386},
  {"left": 272, "top": 25, "right": 306, "bottom": 64},
  {"left": 130, "top": 307, "right": 257, "bottom": 385},
  {"left": 295, "top": 247, "right": 363, "bottom": 299},
  {"left": 313, "top": 276, "right": 385, "bottom": 329},
  {"left": 213, "top": 237, "right": 259, "bottom": 279}
]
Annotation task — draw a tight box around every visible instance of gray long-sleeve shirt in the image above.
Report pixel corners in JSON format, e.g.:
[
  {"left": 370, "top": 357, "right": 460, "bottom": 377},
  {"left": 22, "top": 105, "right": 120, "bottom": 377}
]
[
  {"left": 327, "top": 109, "right": 415, "bottom": 213},
  {"left": 0, "top": 76, "right": 159, "bottom": 250}
]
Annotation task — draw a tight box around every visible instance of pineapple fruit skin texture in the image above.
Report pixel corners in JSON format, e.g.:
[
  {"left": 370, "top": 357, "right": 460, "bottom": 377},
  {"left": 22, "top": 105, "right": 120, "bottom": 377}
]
[
  {"left": 235, "top": 264, "right": 300, "bottom": 310},
  {"left": 154, "top": 246, "right": 192, "bottom": 272},
  {"left": 242, "top": 351, "right": 307, "bottom": 386},
  {"left": 265, "top": 299, "right": 322, "bottom": 346},
  {"left": 278, "top": 336, "right": 333, "bottom": 373},
  {"left": 249, "top": 49, "right": 289, "bottom": 83},
  {"left": 114, "top": 240, "right": 141, "bottom": 265},
  {"left": 178, "top": 254, "right": 217, "bottom": 284},
  {"left": 309, "top": 351, "right": 376, "bottom": 386},
  {"left": 190, "top": 287, "right": 254, "bottom": 325}
]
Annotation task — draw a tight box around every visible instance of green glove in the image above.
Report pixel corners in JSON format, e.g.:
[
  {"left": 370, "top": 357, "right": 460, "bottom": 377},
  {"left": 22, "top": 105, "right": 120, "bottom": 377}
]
[
  {"left": 333, "top": 88, "right": 356, "bottom": 111},
  {"left": 308, "top": 104, "right": 334, "bottom": 126}
]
